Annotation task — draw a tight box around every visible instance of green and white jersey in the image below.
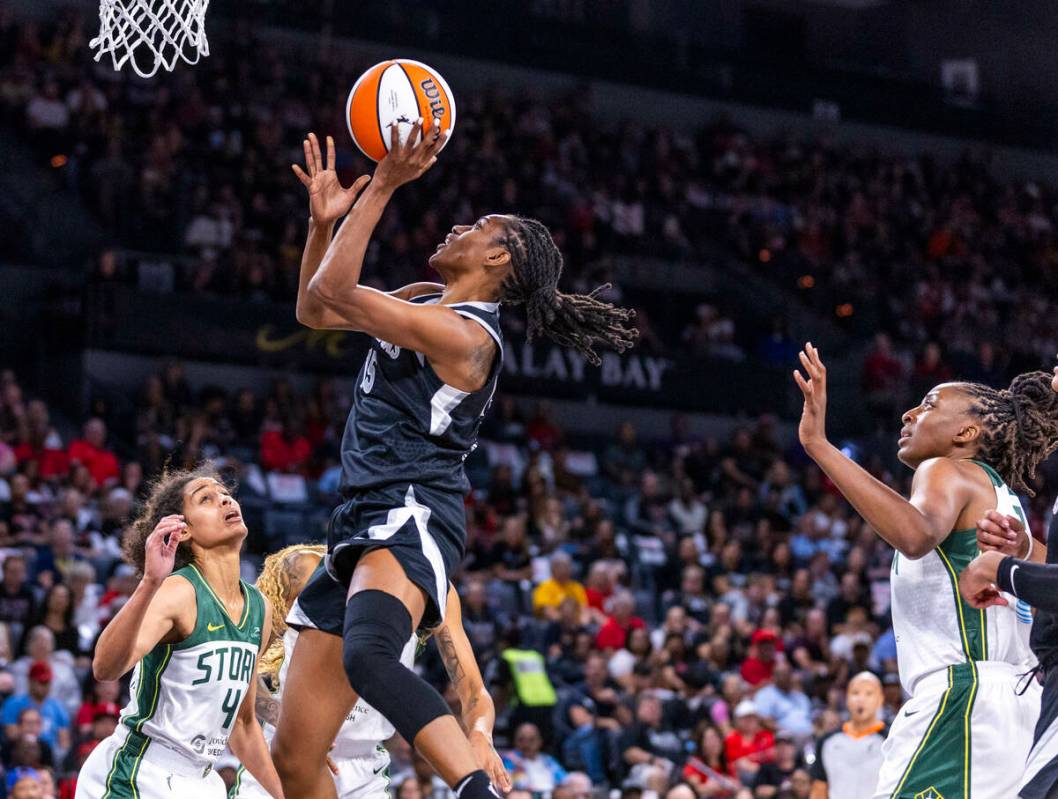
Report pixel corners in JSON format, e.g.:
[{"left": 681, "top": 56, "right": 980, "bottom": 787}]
[
  {"left": 890, "top": 460, "right": 1036, "bottom": 695},
  {"left": 119, "top": 564, "right": 266, "bottom": 767}
]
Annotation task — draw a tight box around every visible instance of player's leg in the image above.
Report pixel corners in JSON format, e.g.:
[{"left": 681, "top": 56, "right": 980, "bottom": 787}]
[
  {"left": 343, "top": 549, "right": 489, "bottom": 794},
  {"left": 1017, "top": 668, "right": 1054, "bottom": 799},
  {"left": 872, "top": 666, "right": 974, "bottom": 799},
  {"left": 74, "top": 734, "right": 121, "bottom": 798},
  {"left": 272, "top": 628, "right": 356, "bottom": 799},
  {"left": 335, "top": 746, "right": 392, "bottom": 799},
  {"left": 968, "top": 663, "right": 1038, "bottom": 798},
  {"left": 273, "top": 565, "right": 359, "bottom": 799}
]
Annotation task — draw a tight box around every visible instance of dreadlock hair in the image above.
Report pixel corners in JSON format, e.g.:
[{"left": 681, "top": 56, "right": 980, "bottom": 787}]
[
  {"left": 255, "top": 543, "right": 325, "bottom": 686},
  {"left": 123, "top": 463, "right": 226, "bottom": 577},
  {"left": 498, "top": 216, "right": 638, "bottom": 366},
  {"left": 962, "top": 371, "right": 1058, "bottom": 495}
]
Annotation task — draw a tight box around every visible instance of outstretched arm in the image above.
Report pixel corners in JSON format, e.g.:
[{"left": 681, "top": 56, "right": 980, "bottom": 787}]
[
  {"left": 436, "top": 588, "right": 512, "bottom": 791},
  {"left": 292, "top": 133, "right": 371, "bottom": 330},
  {"left": 961, "top": 549, "right": 1058, "bottom": 611},
  {"left": 794, "top": 343, "right": 973, "bottom": 559}
]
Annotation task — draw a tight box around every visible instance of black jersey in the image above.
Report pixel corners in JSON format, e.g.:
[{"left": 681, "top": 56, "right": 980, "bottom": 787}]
[
  {"left": 1030, "top": 499, "right": 1058, "bottom": 668},
  {"left": 339, "top": 294, "right": 502, "bottom": 495}
]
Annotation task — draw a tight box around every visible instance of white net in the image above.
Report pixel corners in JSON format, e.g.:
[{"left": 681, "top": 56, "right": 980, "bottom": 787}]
[{"left": 89, "top": 0, "right": 211, "bottom": 80}]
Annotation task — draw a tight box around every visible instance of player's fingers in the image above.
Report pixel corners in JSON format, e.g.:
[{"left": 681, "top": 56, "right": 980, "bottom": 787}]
[
  {"left": 150, "top": 519, "right": 182, "bottom": 539},
  {"left": 984, "top": 509, "right": 1017, "bottom": 529},
  {"left": 389, "top": 120, "right": 401, "bottom": 153},
  {"left": 302, "top": 139, "right": 314, "bottom": 175},
  {"left": 976, "top": 527, "right": 1010, "bottom": 545},
  {"left": 799, "top": 349, "right": 821, "bottom": 380},
  {"left": 349, "top": 174, "right": 371, "bottom": 195},
  {"left": 292, "top": 164, "right": 311, "bottom": 187},
  {"left": 807, "top": 341, "right": 826, "bottom": 373},
  {"left": 423, "top": 127, "right": 448, "bottom": 159},
  {"left": 326, "top": 756, "right": 339, "bottom": 776},
  {"left": 326, "top": 135, "right": 336, "bottom": 171},
  {"left": 309, "top": 132, "right": 323, "bottom": 173},
  {"left": 408, "top": 117, "right": 424, "bottom": 152},
  {"left": 496, "top": 760, "right": 513, "bottom": 791},
  {"left": 793, "top": 370, "right": 812, "bottom": 399},
  {"left": 977, "top": 517, "right": 1003, "bottom": 535}
]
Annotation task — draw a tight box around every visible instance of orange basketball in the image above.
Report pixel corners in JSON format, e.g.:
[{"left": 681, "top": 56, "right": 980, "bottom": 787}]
[{"left": 346, "top": 59, "right": 456, "bottom": 162}]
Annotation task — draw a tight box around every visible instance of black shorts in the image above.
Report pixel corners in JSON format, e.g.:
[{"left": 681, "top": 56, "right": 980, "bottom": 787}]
[
  {"left": 287, "top": 562, "right": 346, "bottom": 636},
  {"left": 319, "top": 482, "right": 465, "bottom": 630},
  {"left": 1022, "top": 667, "right": 1058, "bottom": 799}
]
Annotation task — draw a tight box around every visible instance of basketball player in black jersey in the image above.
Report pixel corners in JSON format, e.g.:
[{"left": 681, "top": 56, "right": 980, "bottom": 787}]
[
  {"left": 270, "top": 124, "right": 636, "bottom": 799},
  {"left": 958, "top": 355, "right": 1058, "bottom": 798}
]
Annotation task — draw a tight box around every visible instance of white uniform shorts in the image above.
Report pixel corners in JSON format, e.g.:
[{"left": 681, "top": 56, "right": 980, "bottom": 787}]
[
  {"left": 76, "top": 728, "right": 226, "bottom": 799},
  {"left": 874, "top": 661, "right": 1040, "bottom": 799},
  {"left": 232, "top": 742, "right": 392, "bottom": 799}
]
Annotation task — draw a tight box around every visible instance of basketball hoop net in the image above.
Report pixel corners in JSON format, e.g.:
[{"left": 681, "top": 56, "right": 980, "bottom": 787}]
[{"left": 89, "top": 0, "right": 210, "bottom": 79}]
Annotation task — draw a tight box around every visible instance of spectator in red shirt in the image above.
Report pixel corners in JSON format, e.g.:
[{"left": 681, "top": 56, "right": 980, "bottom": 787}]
[
  {"left": 584, "top": 562, "right": 616, "bottom": 623},
  {"left": 740, "top": 629, "right": 780, "bottom": 687},
  {"left": 13, "top": 400, "right": 68, "bottom": 479},
  {"left": 595, "top": 591, "right": 646, "bottom": 651},
  {"left": 260, "top": 419, "right": 312, "bottom": 473},
  {"left": 66, "top": 419, "right": 119, "bottom": 488},
  {"left": 724, "top": 700, "right": 774, "bottom": 783},
  {"left": 74, "top": 677, "right": 121, "bottom": 736}
]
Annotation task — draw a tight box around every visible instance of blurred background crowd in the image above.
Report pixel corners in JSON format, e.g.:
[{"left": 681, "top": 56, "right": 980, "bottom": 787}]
[{"left": 4, "top": 2, "right": 1058, "bottom": 799}]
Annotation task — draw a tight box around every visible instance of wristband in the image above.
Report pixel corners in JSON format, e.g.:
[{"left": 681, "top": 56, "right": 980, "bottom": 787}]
[{"left": 996, "top": 555, "right": 1018, "bottom": 596}]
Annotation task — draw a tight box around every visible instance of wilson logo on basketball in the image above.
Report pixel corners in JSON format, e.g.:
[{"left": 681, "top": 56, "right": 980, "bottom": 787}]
[
  {"left": 420, "top": 78, "right": 445, "bottom": 120},
  {"left": 346, "top": 59, "right": 456, "bottom": 162}
]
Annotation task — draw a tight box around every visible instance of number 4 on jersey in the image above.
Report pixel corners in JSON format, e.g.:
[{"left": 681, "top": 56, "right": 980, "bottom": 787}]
[{"left": 221, "top": 687, "right": 243, "bottom": 729}]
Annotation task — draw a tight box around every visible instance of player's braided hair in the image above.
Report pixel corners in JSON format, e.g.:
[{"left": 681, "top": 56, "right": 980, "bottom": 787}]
[
  {"left": 123, "top": 463, "right": 225, "bottom": 576},
  {"left": 255, "top": 544, "right": 325, "bottom": 686},
  {"left": 498, "top": 216, "right": 638, "bottom": 366},
  {"left": 962, "top": 371, "right": 1058, "bottom": 495}
]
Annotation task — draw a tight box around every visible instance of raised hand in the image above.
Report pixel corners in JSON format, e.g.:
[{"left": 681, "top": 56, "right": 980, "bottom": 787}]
[
  {"left": 143, "top": 514, "right": 187, "bottom": 586},
  {"left": 372, "top": 117, "right": 448, "bottom": 191},
  {"left": 793, "top": 342, "right": 828, "bottom": 452},
  {"left": 977, "top": 509, "right": 1029, "bottom": 557},
  {"left": 292, "top": 132, "right": 371, "bottom": 225}
]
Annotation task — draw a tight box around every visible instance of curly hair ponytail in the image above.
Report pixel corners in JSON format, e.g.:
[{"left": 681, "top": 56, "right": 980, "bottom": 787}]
[
  {"left": 963, "top": 371, "right": 1058, "bottom": 495},
  {"left": 499, "top": 216, "right": 638, "bottom": 365},
  {"left": 255, "top": 544, "right": 325, "bottom": 686}
]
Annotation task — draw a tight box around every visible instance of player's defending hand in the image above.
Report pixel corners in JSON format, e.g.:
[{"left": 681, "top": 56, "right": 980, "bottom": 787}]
[
  {"left": 292, "top": 132, "right": 371, "bottom": 225},
  {"left": 959, "top": 550, "right": 1010, "bottom": 609},
  {"left": 372, "top": 117, "right": 447, "bottom": 191},
  {"left": 977, "top": 509, "right": 1031, "bottom": 558},
  {"left": 142, "top": 514, "right": 188, "bottom": 587},
  {"left": 793, "top": 342, "right": 828, "bottom": 454}
]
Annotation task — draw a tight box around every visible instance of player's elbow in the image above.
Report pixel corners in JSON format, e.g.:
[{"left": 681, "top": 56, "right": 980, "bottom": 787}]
[
  {"left": 899, "top": 536, "right": 938, "bottom": 560},
  {"left": 295, "top": 298, "right": 324, "bottom": 329},
  {"left": 92, "top": 655, "right": 121, "bottom": 683},
  {"left": 306, "top": 274, "right": 337, "bottom": 308}
]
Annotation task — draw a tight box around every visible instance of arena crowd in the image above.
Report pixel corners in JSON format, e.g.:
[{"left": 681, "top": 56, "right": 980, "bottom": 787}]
[{"left": 4, "top": 7, "right": 1058, "bottom": 799}]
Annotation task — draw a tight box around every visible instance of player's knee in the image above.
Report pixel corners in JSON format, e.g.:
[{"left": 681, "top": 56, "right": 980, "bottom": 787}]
[
  {"left": 341, "top": 628, "right": 391, "bottom": 692},
  {"left": 342, "top": 590, "right": 412, "bottom": 695},
  {"left": 271, "top": 734, "right": 302, "bottom": 782}
]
